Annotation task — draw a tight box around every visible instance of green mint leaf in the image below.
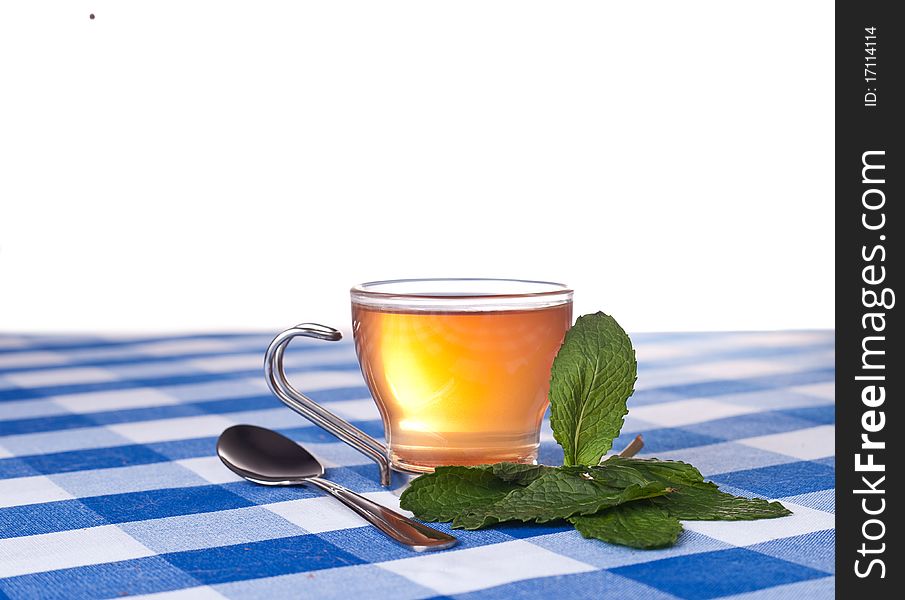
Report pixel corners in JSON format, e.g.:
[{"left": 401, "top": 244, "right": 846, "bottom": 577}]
[
  {"left": 599, "top": 457, "right": 792, "bottom": 520},
  {"left": 571, "top": 503, "right": 683, "bottom": 549},
  {"left": 490, "top": 462, "right": 554, "bottom": 485},
  {"left": 549, "top": 312, "right": 637, "bottom": 466},
  {"left": 653, "top": 483, "right": 792, "bottom": 520},
  {"left": 452, "top": 468, "right": 670, "bottom": 529},
  {"left": 398, "top": 466, "right": 519, "bottom": 522}
]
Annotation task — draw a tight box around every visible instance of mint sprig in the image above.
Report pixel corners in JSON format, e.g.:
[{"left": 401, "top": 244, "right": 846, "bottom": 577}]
[
  {"left": 572, "top": 502, "right": 683, "bottom": 549},
  {"left": 399, "top": 312, "right": 792, "bottom": 549},
  {"left": 550, "top": 312, "right": 636, "bottom": 466}
]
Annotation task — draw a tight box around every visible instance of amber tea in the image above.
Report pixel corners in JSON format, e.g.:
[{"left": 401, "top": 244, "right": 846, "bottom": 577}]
[{"left": 351, "top": 281, "right": 572, "bottom": 471}]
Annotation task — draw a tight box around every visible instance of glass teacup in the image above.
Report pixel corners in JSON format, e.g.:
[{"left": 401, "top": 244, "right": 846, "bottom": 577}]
[{"left": 265, "top": 278, "right": 572, "bottom": 485}]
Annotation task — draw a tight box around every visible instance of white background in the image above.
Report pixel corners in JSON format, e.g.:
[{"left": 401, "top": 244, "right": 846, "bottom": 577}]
[{"left": 0, "top": 1, "right": 834, "bottom": 334}]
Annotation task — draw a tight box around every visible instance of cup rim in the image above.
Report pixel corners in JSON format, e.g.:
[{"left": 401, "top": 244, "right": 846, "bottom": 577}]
[
  {"left": 350, "top": 278, "right": 573, "bottom": 312},
  {"left": 350, "top": 278, "right": 572, "bottom": 300}
]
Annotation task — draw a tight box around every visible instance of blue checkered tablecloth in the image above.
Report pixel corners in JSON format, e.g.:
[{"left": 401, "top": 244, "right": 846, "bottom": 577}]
[{"left": 0, "top": 331, "right": 835, "bottom": 599}]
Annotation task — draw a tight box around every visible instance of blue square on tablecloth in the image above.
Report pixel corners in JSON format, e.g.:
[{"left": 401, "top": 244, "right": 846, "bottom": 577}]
[
  {"left": 0, "top": 556, "right": 200, "bottom": 600},
  {"left": 0, "top": 414, "right": 97, "bottom": 437},
  {"left": 537, "top": 441, "right": 564, "bottom": 465},
  {"left": 746, "top": 529, "right": 835, "bottom": 573},
  {"left": 775, "top": 405, "right": 835, "bottom": 425},
  {"left": 755, "top": 368, "right": 834, "bottom": 389},
  {"left": 306, "top": 386, "right": 374, "bottom": 404},
  {"left": 0, "top": 457, "right": 39, "bottom": 479},
  {"left": 192, "top": 394, "right": 277, "bottom": 415},
  {"left": 80, "top": 485, "right": 254, "bottom": 522},
  {"left": 684, "top": 411, "right": 816, "bottom": 441},
  {"left": 146, "top": 437, "right": 221, "bottom": 461},
  {"left": 492, "top": 521, "right": 573, "bottom": 540},
  {"left": 320, "top": 521, "right": 512, "bottom": 563},
  {"left": 610, "top": 547, "right": 830, "bottom": 599},
  {"left": 220, "top": 480, "right": 320, "bottom": 504},
  {"left": 654, "top": 378, "right": 765, "bottom": 399},
  {"left": 709, "top": 461, "right": 835, "bottom": 497},
  {"left": 0, "top": 386, "right": 43, "bottom": 401},
  {"left": 88, "top": 403, "right": 205, "bottom": 425},
  {"left": 814, "top": 456, "right": 834, "bottom": 468},
  {"left": 21, "top": 444, "right": 170, "bottom": 475},
  {"left": 161, "top": 534, "right": 364, "bottom": 584},
  {"left": 0, "top": 500, "right": 108, "bottom": 539}
]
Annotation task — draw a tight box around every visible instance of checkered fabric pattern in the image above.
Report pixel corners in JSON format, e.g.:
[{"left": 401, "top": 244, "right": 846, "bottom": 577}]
[{"left": 0, "top": 330, "right": 835, "bottom": 599}]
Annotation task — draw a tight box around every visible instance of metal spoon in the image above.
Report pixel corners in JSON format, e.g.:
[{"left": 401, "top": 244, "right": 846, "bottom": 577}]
[{"left": 216, "top": 424, "right": 457, "bottom": 552}]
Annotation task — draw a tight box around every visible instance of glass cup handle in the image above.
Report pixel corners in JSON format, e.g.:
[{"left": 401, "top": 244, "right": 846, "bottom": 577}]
[{"left": 264, "top": 323, "right": 393, "bottom": 486}]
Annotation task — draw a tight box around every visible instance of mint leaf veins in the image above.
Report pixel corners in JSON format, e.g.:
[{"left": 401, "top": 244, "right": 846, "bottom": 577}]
[
  {"left": 571, "top": 502, "right": 683, "bottom": 549},
  {"left": 452, "top": 468, "right": 670, "bottom": 529},
  {"left": 549, "top": 312, "right": 637, "bottom": 466}
]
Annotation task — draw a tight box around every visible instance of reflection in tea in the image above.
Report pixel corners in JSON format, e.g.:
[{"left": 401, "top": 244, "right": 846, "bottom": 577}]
[{"left": 352, "top": 303, "right": 572, "bottom": 471}]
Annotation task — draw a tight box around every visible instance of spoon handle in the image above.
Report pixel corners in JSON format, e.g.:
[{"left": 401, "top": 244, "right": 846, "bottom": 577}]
[{"left": 306, "top": 477, "right": 457, "bottom": 551}]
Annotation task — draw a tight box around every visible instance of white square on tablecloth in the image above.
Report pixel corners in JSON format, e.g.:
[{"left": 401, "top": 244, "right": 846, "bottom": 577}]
[
  {"left": 126, "top": 586, "right": 229, "bottom": 600},
  {"left": 175, "top": 456, "right": 245, "bottom": 484},
  {"left": 654, "top": 442, "right": 796, "bottom": 477},
  {"left": 633, "top": 342, "right": 687, "bottom": 362},
  {"left": 737, "top": 425, "right": 835, "bottom": 460},
  {"left": 0, "top": 399, "right": 69, "bottom": 421},
  {"left": 293, "top": 441, "right": 377, "bottom": 468},
  {"left": 682, "top": 359, "right": 798, "bottom": 379},
  {"left": 0, "top": 338, "right": 27, "bottom": 350},
  {"left": 0, "top": 351, "right": 68, "bottom": 369},
  {"left": 0, "top": 525, "right": 155, "bottom": 578},
  {"left": 188, "top": 348, "right": 354, "bottom": 374},
  {"left": 789, "top": 382, "right": 835, "bottom": 401},
  {"left": 108, "top": 415, "right": 236, "bottom": 444},
  {"left": 265, "top": 491, "right": 405, "bottom": 534},
  {"left": 634, "top": 367, "right": 706, "bottom": 390},
  {"left": 266, "top": 497, "right": 369, "bottom": 533},
  {"left": 157, "top": 378, "right": 269, "bottom": 402},
  {"left": 683, "top": 502, "right": 834, "bottom": 547},
  {"left": 378, "top": 539, "right": 596, "bottom": 595},
  {"left": 723, "top": 331, "right": 833, "bottom": 347},
  {"left": 254, "top": 370, "right": 365, "bottom": 391},
  {"left": 0, "top": 427, "right": 132, "bottom": 456},
  {"left": 4, "top": 367, "right": 118, "bottom": 387},
  {"left": 183, "top": 353, "right": 261, "bottom": 373},
  {"left": 130, "top": 339, "right": 238, "bottom": 356},
  {"left": 629, "top": 398, "right": 759, "bottom": 428},
  {"left": 50, "top": 462, "right": 209, "bottom": 499},
  {"left": 324, "top": 399, "right": 381, "bottom": 421},
  {"left": 52, "top": 388, "right": 181, "bottom": 414},
  {"left": 0, "top": 475, "right": 75, "bottom": 508}
]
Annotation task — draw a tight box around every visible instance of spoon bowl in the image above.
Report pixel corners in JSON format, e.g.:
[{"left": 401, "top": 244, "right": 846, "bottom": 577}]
[{"left": 217, "top": 424, "right": 324, "bottom": 484}]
